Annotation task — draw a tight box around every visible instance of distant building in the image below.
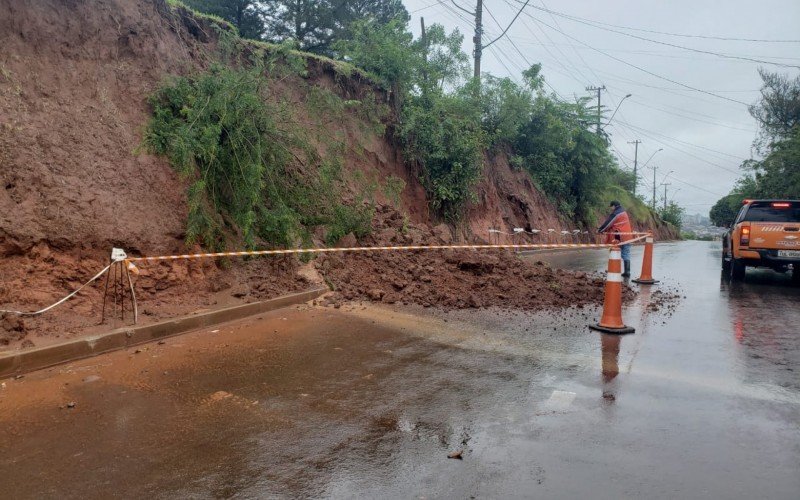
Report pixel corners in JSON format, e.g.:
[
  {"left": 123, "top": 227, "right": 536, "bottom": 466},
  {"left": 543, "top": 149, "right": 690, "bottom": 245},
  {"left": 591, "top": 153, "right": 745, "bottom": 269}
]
[{"left": 682, "top": 213, "right": 727, "bottom": 239}]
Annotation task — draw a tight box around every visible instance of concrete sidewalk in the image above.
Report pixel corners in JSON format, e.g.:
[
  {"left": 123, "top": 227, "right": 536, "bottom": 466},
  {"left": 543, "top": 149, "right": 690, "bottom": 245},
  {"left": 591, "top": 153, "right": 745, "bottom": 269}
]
[{"left": 0, "top": 287, "right": 327, "bottom": 379}]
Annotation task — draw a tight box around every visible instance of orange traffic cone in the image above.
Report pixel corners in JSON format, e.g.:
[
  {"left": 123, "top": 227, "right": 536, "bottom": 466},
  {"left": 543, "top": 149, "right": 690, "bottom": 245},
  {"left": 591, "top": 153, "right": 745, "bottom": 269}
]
[
  {"left": 632, "top": 233, "right": 659, "bottom": 285},
  {"left": 590, "top": 246, "right": 635, "bottom": 335}
]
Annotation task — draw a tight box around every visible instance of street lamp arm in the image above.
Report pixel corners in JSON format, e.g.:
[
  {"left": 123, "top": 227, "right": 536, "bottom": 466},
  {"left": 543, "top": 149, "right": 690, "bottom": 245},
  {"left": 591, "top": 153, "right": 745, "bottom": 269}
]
[
  {"left": 600, "top": 94, "right": 632, "bottom": 130},
  {"left": 642, "top": 148, "right": 664, "bottom": 169}
]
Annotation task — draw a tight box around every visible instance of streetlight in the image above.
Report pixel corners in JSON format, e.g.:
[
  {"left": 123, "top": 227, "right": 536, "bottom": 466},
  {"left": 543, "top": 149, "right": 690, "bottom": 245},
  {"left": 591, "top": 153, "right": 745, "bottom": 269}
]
[
  {"left": 602, "top": 93, "right": 632, "bottom": 130},
  {"left": 642, "top": 148, "right": 663, "bottom": 169}
]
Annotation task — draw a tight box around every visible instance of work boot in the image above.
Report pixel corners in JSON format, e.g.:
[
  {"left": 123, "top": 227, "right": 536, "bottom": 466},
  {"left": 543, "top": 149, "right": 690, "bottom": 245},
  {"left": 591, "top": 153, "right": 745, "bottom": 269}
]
[{"left": 622, "top": 260, "right": 631, "bottom": 278}]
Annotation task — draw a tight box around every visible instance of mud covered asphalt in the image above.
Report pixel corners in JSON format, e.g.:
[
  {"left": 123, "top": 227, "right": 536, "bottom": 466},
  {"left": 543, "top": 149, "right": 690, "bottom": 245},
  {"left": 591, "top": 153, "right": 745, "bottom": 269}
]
[{"left": 0, "top": 241, "right": 798, "bottom": 498}]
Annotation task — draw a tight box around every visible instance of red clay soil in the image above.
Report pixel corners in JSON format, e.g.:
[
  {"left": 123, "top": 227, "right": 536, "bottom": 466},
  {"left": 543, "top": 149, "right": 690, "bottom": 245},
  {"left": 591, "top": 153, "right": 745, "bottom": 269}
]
[
  {"left": 0, "top": 247, "right": 311, "bottom": 349},
  {"left": 0, "top": 0, "right": 368, "bottom": 349},
  {"left": 316, "top": 205, "right": 633, "bottom": 310}
]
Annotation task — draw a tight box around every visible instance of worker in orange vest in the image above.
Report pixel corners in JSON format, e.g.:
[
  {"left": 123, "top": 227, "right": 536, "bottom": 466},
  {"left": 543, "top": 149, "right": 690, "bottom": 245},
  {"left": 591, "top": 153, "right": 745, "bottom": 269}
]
[{"left": 598, "top": 200, "right": 633, "bottom": 277}]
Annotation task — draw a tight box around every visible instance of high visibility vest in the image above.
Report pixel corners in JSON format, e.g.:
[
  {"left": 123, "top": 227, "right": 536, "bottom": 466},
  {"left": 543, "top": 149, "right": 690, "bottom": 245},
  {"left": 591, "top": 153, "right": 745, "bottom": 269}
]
[{"left": 604, "top": 210, "right": 633, "bottom": 244}]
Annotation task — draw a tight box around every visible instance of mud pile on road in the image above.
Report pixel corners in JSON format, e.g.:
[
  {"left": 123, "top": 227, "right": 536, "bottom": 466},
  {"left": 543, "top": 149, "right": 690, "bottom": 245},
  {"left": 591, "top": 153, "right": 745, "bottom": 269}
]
[{"left": 316, "top": 205, "right": 629, "bottom": 310}]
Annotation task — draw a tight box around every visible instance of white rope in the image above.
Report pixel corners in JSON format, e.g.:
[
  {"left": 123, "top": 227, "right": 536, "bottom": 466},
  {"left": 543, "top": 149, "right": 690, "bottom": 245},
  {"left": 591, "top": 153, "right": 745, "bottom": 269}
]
[
  {"left": 0, "top": 261, "right": 119, "bottom": 316},
  {"left": 489, "top": 228, "right": 590, "bottom": 236}
]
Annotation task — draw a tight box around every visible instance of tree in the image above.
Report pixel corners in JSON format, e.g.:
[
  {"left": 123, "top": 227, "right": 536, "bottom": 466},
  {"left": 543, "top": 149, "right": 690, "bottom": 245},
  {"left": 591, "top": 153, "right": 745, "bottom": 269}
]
[
  {"left": 710, "top": 194, "right": 743, "bottom": 228},
  {"left": 711, "top": 69, "right": 800, "bottom": 218},
  {"left": 419, "top": 24, "right": 469, "bottom": 90},
  {"left": 480, "top": 75, "right": 534, "bottom": 145},
  {"left": 262, "top": 0, "right": 408, "bottom": 54},
  {"left": 745, "top": 69, "right": 800, "bottom": 197},
  {"left": 510, "top": 88, "right": 617, "bottom": 222},
  {"left": 182, "top": 0, "right": 266, "bottom": 39},
  {"left": 261, "top": 0, "right": 331, "bottom": 51},
  {"left": 658, "top": 201, "right": 685, "bottom": 229},
  {"left": 749, "top": 68, "right": 800, "bottom": 146},
  {"left": 334, "top": 17, "right": 419, "bottom": 108},
  {"left": 709, "top": 177, "right": 758, "bottom": 227},
  {"left": 328, "top": 0, "right": 409, "bottom": 42}
]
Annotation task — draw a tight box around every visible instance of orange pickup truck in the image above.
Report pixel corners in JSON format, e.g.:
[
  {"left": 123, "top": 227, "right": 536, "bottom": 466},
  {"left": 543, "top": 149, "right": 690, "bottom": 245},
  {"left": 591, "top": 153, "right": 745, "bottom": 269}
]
[{"left": 722, "top": 200, "right": 800, "bottom": 281}]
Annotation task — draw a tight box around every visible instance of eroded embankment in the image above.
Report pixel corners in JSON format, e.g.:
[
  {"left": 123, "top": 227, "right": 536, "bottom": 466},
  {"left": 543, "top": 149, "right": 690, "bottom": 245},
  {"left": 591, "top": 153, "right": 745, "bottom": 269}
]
[{"left": 0, "top": 0, "right": 642, "bottom": 349}]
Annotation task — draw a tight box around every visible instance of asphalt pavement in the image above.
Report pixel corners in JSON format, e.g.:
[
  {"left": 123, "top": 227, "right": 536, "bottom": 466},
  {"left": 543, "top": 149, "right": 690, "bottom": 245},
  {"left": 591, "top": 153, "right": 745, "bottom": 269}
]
[{"left": 0, "top": 241, "right": 798, "bottom": 499}]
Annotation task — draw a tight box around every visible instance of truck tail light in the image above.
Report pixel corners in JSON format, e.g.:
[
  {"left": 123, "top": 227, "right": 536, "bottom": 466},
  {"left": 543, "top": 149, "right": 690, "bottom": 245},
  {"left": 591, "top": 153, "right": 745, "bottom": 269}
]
[
  {"left": 772, "top": 202, "right": 791, "bottom": 208},
  {"left": 740, "top": 225, "right": 751, "bottom": 246}
]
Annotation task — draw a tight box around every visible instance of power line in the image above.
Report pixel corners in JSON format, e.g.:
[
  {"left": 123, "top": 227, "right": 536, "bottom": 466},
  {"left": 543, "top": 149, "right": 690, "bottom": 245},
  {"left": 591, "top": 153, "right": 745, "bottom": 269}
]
[
  {"left": 482, "top": 7, "right": 568, "bottom": 100},
  {"left": 501, "top": 0, "right": 593, "bottom": 85},
  {"left": 470, "top": 36, "right": 800, "bottom": 62},
  {"left": 506, "top": 10, "right": 589, "bottom": 87},
  {"left": 614, "top": 119, "right": 748, "bottom": 162},
  {"left": 511, "top": 1, "right": 800, "bottom": 68},
  {"left": 515, "top": 11, "right": 751, "bottom": 106},
  {"left": 669, "top": 175, "right": 727, "bottom": 197},
  {"left": 509, "top": 2, "right": 800, "bottom": 44},
  {"left": 483, "top": 0, "right": 531, "bottom": 49},
  {"left": 610, "top": 121, "right": 742, "bottom": 175},
  {"left": 627, "top": 98, "right": 757, "bottom": 133},
  {"left": 411, "top": 0, "right": 448, "bottom": 14},
  {"left": 500, "top": 0, "right": 757, "bottom": 135}
]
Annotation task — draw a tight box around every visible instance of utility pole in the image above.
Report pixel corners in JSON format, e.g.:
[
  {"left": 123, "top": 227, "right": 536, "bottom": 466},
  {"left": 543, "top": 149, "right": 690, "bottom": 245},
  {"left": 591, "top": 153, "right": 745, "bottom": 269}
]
[
  {"left": 473, "top": 0, "right": 483, "bottom": 79},
  {"left": 420, "top": 17, "right": 428, "bottom": 84},
  {"left": 628, "top": 139, "right": 641, "bottom": 196},
  {"left": 663, "top": 183, "right": 671, "bottom": 210},
  {"left": 586, "top": 85, "right": 606, "bottom": 135},
  {"left": 454, "top": 0, "right": 530, "bottom": 82},
  {"left": 651, "top": 165, "right": 658, "bottom": 209}
]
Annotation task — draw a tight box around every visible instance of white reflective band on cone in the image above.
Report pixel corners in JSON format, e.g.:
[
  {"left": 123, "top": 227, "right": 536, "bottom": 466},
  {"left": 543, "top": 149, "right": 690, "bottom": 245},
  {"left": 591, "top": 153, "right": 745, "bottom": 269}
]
[
  {"left": 646, "top": 237, "right": 654, "bottom": 243},
  {"left": 610, "top": 249, "right": 621, "bottom": 260},
  {"left": 607, "top": 272, "right": 623, "bottom": 282}
]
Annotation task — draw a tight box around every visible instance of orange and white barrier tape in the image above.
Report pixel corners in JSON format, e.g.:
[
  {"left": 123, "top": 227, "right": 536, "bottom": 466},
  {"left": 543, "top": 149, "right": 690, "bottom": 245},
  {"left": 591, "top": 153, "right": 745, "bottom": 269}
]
[
  {"left": 489, "top": 229, "right": 649, "bottom": 237},
  {"left": 0, "top": 236, "right": 651, "bottom": 318},
  {"left": 125, "top": 235, "right": 650, "bottom": 264}
]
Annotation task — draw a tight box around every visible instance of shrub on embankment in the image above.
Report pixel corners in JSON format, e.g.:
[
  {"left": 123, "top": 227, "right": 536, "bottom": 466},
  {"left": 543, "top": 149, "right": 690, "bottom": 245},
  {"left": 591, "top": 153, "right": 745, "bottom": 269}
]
[
  {"left": 335, "top": 19, "right": 667, "bottom": 230},
  {"left": 149, "top": 2, "right": 673, "bottom": 248},
  {"left": 143, "top": 29, "right": 384, "bottom": 251}
]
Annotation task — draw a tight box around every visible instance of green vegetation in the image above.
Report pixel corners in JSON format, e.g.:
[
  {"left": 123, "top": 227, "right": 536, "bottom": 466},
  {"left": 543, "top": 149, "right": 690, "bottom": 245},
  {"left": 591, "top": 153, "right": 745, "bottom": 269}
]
[
  {"left": 336, "top": 19, "right": 482, "bottom": 221},
  {"left": 382, "top": 176, "right": 406, "bottom": 207},
  {"left": 711, "top": 69, "right": 800, "bottom": 227},
  {"left": 682, "top": 231, "right": 715, "bottom": 241},
  {"left": 335, "top": 20, "right": 654, "bottom": 227},
  {"left": 657, "top": 202, "right": 685, "bottom": 230},
  {"left": 181, "top": 0, "right": 408, "bottom": 54},
  {"left": 148, "top": 3, "right": 668, "bottom": 249},
  {"left": 143, "top": 57, "right": 372, "bottom": 250},
  {"left": 166, "top": 0, "right": 237, "bottom": 32}
]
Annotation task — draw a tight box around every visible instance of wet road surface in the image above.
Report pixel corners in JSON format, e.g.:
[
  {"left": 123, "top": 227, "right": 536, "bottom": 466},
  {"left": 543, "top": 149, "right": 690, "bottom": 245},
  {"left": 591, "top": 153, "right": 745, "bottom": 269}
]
[{"left": 1, "top": 241, "right": 798, "bottom": 498}]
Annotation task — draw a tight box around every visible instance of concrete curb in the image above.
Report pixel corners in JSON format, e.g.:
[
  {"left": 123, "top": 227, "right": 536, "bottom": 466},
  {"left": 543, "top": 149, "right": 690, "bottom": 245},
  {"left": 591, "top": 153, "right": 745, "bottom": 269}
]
[{"left": 0, "top": 287, "right": 328, "bottom": 379}]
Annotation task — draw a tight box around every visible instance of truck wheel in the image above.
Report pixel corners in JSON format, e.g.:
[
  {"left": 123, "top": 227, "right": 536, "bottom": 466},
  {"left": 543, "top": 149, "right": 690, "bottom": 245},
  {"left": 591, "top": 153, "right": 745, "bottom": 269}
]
[
  {"left": 792, "top": 267, "right": 800, "bottom": 285},
  {"left": 721, "top": 250, "right": 731, "bottom": 272},
  {"left": 730, "top": 259, "right": 746, "bottom": 281}
]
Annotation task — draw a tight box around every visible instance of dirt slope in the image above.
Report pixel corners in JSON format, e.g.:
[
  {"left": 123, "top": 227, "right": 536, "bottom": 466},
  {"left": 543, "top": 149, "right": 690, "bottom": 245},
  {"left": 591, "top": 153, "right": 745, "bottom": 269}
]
[{"left": 0, "top": 0, "right": 648, "bottom": 348}]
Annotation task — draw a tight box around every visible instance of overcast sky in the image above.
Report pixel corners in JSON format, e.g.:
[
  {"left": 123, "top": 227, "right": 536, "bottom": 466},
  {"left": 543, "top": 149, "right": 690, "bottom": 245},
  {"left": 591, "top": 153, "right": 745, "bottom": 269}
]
[{"left": 401, "top": 0, "right": 800, "bottom": 216}]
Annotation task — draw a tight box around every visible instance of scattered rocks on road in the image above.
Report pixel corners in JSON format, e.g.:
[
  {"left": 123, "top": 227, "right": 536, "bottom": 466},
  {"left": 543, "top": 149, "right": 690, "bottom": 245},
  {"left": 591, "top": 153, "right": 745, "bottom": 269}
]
[
  {"left": 447, "top": 450, "right": 464, "bottom": 460},
  {"left": 316, "top": 206, "right": 626, "bottom": 311}
]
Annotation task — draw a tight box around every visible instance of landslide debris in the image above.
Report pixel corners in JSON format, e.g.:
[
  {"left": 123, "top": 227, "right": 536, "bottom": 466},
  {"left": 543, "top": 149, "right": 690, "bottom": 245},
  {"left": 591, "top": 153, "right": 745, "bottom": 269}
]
[{"left": 316, "top": 205, "right": 627, "bottom": 310}]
